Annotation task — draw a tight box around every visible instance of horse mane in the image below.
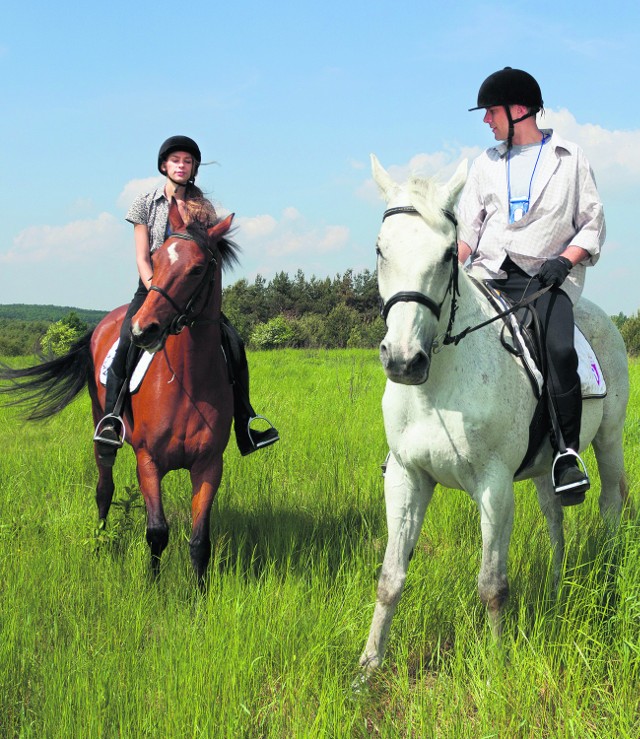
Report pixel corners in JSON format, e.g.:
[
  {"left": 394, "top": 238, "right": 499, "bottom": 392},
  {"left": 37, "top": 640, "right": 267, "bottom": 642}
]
[
  {"left": 406, "top": 175, "right": 453, "bottom": 229},
  {"left": 185, "top": 220, "right": 241, "bottom": 270}
]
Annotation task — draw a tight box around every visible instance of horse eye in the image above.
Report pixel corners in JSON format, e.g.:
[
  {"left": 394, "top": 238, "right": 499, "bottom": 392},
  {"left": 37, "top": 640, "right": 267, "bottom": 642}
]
[
  {"left": 375, "top": 245, "right": 383, "bottom": 258},
  {"left": 189, "top": 266, "right": 205, "bottom": 277}
]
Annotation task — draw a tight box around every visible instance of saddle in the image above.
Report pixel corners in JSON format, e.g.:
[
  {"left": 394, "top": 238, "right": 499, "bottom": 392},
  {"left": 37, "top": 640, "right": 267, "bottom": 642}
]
[{"left": 472, "top": 277, "right": 607, "bottom": 401}]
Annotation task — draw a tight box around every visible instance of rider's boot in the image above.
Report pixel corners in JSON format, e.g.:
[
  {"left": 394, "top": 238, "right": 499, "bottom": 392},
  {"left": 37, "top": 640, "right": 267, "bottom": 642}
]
[
  {"left": 93, "top": 368, "right": 126, "bottom": 467},
  {"left": 551, "top": 382, "right": 589, "bottom": 506},
  {"left": 233, "top": 386, "right": 280, "bottom": 456}
]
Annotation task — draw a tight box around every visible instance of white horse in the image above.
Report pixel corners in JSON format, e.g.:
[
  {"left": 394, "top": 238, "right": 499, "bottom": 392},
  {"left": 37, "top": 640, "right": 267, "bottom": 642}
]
[{"left": 358, "top": 155, "right": 629, "bottom": 677}]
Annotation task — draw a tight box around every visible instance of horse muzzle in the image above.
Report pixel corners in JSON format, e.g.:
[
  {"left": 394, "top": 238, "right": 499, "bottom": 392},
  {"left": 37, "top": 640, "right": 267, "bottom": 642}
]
[
  {"left": 379, "top": 339, "right": 431, "bottom": 384},
  {"left": 130, "top": 320, "right": 169, "bottom": 354}
]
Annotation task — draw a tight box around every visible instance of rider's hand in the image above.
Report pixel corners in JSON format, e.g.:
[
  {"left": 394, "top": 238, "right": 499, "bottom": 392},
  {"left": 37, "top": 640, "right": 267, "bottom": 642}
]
[{"left": 536, "top": 256, "right": 573, "bottom": 287}]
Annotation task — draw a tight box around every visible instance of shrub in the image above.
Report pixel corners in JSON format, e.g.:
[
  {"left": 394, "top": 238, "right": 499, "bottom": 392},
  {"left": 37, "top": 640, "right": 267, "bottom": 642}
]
[
  {"left": 40, "top": 312, "right": 88, "bottom": 356},
  {"left": 620, "top": 312, "right": 640, "bottom": 357},
  {"left": 249, "top": 315, "right": 296, "bottom": 350}
]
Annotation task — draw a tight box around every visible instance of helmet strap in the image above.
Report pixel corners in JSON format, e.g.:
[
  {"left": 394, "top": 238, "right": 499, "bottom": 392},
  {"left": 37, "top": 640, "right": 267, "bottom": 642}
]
[{"left": 504, "top": 106, "right": 538, "bottom": 150}]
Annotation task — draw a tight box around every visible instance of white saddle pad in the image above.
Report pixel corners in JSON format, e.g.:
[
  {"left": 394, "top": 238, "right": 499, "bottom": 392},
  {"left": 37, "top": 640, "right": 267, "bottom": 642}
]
[
  {"left": 509, "top": 320, "right": 606, "bottom": 399},
  {"left": 576, "top": 326, "right": 606, "bottom": 398},
  {"left": 99, "top": 339, "right": 155, "bottom": 393}
]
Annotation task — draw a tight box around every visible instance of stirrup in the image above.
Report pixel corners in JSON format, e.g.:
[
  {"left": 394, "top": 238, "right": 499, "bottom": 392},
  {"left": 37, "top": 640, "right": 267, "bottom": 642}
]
[
  {"left": 551, "top": 449, "right": 589, "bottom": 494},
  {"left": 93, "top": 414, "right": 126, "bottom": 448},
  {"left": 381, "top": 451, "right": 390, "bottom": 477},
  {"left": 245, "top": 415, "right": 279, "bottom": 452}
]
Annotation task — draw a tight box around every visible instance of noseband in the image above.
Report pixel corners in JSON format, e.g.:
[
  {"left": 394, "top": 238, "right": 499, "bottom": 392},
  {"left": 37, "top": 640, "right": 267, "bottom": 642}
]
[
  {"left": 148, "top": 232, "right": 218, "bottom": 335},
  {"left": 379, "top": 207, "right": 460, "bottom": 340}
]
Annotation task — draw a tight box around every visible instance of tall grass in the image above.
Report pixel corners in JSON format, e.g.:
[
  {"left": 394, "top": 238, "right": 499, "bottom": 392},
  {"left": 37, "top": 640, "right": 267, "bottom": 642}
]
[{"left": 0, "top": 351, "right": 638, "bottom": 737}]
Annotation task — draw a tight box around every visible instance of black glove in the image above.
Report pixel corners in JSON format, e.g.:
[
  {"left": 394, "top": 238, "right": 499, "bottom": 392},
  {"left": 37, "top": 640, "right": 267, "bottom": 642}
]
[{"left": 536, "top": 256, "right": 572, "bottom": 287}]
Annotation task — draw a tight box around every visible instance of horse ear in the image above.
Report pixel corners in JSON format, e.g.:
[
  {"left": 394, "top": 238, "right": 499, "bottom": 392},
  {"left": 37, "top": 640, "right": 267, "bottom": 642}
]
[
  {"left": 207, "top": 213, "right": 234, "bottom": 241},
  {"left": 169, "top": 199, "right": 186, "bottom": 232},
  {"left": 371, "top": 154, "right": 400, "bottom": 202},
  {"left": 447, "top": 159, "right": 467, "bottom": 202}
]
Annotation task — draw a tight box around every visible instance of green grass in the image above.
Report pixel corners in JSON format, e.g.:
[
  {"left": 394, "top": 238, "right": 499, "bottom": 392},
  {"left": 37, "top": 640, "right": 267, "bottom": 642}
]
[{"left": 0, "top": 351, "right": 639, "bottom": 737}]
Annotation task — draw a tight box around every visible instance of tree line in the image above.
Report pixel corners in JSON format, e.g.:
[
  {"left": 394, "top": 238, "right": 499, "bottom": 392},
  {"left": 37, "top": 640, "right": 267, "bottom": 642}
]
[
  {"left": 222, "top": 269, "right": 386, "bottom": 350},
  {"left": 1, "top": 274, "right": 640, "bottom": 356}
]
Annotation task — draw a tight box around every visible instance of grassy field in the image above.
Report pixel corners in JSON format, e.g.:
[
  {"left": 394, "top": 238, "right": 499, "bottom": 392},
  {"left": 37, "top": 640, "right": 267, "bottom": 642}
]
[{"left": 0, "top": 350, "right": 639, "bottom": 737}]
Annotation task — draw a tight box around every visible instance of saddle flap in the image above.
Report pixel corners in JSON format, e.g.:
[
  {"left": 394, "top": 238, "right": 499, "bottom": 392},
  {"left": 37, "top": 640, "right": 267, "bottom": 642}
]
[
  {"left": 99, "top": 339, "right": 155, "bottom": 394},
  {"left": 474, "top": 279, "right": 606, "bottom": 399}
]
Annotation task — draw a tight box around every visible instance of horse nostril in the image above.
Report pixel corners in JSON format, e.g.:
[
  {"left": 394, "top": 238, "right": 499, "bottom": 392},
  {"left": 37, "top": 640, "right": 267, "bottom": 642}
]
[
  {"left": 134, "top": 322, "right": 160, "bottom": 345},
  {"left": 406, "top": 351, "right": 429, "bottom": 378}
]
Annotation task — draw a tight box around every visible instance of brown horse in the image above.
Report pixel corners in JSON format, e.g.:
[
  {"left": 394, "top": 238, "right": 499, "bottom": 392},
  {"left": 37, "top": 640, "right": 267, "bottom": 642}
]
[{"left": 0, "top": 203, "right": 239, "bottom": 583}]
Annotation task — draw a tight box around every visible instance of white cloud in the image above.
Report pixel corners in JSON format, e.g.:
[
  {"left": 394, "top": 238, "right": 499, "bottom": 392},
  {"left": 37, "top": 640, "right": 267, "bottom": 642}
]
[
  {"left": 237, "top": 214, "right": 278, "bottom": 239},
  {"left": 116, "top": 176, "right": 164, "bottom": 210},
  {"left": 543, "top": 108, "right": 640, "bottom": 190},
  {"left": 2, "top": 213, "right": 126, "bottom": 264},
  {"left": 235, "top": 208, "right": 350, "bottom": 262}
]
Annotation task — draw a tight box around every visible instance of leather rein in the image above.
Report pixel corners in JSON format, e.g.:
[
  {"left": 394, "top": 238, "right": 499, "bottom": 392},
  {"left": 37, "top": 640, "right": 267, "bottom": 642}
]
[
  {"left": 379, "top": 206, "right": 550, "bottom": 349},
  {"left": 148, "top": 232, "right": 219, "bottom": 335}
]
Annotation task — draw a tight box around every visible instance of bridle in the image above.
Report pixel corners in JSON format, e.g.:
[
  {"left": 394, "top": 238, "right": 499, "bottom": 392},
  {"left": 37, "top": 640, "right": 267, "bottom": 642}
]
[
  {"left": 148, "top": 231, "right": 219, "bottom": 335},
  {"left": 379, "top": 206, "right": 461, "bottom": 348},
  {"left": 378, "top": 206, "right": 551, "bottom": 349}
]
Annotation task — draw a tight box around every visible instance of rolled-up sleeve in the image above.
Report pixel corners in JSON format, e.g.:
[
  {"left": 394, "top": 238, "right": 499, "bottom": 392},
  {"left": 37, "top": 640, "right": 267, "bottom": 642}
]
[
  {"left": 456, "top": 161, "right": 485, "bottom": 252},
  {"left": 569, "top": 152, "right": 605, "bottom": 265}
]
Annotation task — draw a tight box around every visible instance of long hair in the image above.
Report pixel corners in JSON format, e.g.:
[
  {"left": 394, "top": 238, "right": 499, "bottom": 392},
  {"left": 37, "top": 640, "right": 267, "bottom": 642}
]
[{"left": 184, "top": 183, "right": 218, "bottom": 227}]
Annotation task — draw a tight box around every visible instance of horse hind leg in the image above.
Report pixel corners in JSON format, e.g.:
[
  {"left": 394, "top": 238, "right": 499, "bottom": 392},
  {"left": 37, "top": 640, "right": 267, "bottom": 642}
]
[
  {"left": 358, "top": 456, "right": 435, "bottom": 680},
  {"left": 94, "top": 442, "right": 116, "bottom": 523},
  {"left": 592, "top": 425, "right": 626, "bottom": 527}
]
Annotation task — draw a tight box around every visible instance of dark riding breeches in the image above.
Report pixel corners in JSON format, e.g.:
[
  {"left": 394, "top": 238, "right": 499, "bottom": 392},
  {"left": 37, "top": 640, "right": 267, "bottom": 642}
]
[
  {"left": 490, "top": 258, "right": 581, "bottom": 452},
  {"left": 103, "top": 281, "right": 147, "bottom": 415},
  {"left": 491, "top": 265, "right": 578, "bottom": 396}
]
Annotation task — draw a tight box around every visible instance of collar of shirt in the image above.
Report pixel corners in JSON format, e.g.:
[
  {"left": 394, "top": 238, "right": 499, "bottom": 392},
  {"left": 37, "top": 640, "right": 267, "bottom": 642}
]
[{"left": 491, "top": 129, "right": 570, "bottom": 159}]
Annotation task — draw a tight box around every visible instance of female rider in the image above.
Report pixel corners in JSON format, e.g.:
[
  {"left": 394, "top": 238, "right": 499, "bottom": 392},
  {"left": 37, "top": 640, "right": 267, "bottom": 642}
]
[{"left": 93, "top": 135, "right": 279, "bottom": 464}]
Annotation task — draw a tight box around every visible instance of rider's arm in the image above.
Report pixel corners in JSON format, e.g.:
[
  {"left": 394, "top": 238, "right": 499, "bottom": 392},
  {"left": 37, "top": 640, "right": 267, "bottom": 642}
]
[
  {"left": 560, "top": 245, "right": 590, "bottom": 267},
  {"left": 458, "top": 240, "right": 472, "bottom": 264},
  {"left": 134, "top": 224, "right": 154, "bottom": 289}
]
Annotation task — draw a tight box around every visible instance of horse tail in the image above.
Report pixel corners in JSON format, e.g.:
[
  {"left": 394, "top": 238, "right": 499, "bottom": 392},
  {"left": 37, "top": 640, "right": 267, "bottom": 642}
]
[{"left": 0, "top": 330, "right": 94, "bottom": 420}]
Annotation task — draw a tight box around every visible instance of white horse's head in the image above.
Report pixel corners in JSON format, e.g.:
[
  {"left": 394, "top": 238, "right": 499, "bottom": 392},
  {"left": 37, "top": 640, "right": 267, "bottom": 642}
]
[{"left": 372, "top": 154, "right": 467, "bottom": 384}]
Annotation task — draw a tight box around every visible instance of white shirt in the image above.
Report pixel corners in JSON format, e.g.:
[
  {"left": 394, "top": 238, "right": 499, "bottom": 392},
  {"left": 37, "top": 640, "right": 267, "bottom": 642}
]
[{"left": 456, "top": 129, "right": 605, "bottom": 303}]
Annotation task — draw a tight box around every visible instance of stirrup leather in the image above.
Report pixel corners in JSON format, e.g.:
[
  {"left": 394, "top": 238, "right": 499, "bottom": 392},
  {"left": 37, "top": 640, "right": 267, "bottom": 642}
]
[{"left": 93, "top": 414, "right": 126, "bottom": 448}]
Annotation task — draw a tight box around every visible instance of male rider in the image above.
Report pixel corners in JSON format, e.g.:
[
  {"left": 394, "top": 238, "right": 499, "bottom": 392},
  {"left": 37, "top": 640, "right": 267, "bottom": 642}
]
[{"left": 456, "top": 67, "right": 605, "bottom": 506}]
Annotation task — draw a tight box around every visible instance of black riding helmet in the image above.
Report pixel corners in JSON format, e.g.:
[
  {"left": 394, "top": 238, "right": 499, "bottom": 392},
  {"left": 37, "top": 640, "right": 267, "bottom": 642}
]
[
  {"left": 469, "top": 67, "right": 543, "bottom": 148},
  {"left": 157, "top": 135, "right": 202, "bottom": 182}
]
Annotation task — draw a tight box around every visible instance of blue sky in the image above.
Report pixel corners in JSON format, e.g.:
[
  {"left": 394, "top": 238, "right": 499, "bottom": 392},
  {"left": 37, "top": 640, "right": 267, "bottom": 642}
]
[{"left": 2, "top": 1, "right": 639, "bottom": 316}]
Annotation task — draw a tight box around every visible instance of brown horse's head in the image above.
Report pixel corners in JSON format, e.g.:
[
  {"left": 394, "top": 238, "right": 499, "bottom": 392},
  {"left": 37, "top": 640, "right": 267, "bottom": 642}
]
[{"left": 130, "top": 202, "right": 237, "bottom": 353}]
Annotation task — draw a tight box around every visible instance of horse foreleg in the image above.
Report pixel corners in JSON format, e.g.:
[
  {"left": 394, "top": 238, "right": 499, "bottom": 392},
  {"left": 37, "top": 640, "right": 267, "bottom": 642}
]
[
  {"left": 136, "top": 452, "right": 168, "bottom": 576},
  {"left": 475, "top": 478, "right": 514, "bottom": 639},
  {"left": 358, "top": 455, "right": 434, "bottom": 678},
  {"left": 533, "top": 473, "right": 565, "bottom": 590},
  {"left": 189, "top": 456, "right": 223, "bottom": 586}
]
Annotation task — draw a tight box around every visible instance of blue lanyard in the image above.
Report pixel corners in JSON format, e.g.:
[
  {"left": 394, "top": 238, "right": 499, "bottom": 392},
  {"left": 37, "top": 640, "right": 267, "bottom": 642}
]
[{"left": 507, "top": 133, "right": 548, "bottom": 208}]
